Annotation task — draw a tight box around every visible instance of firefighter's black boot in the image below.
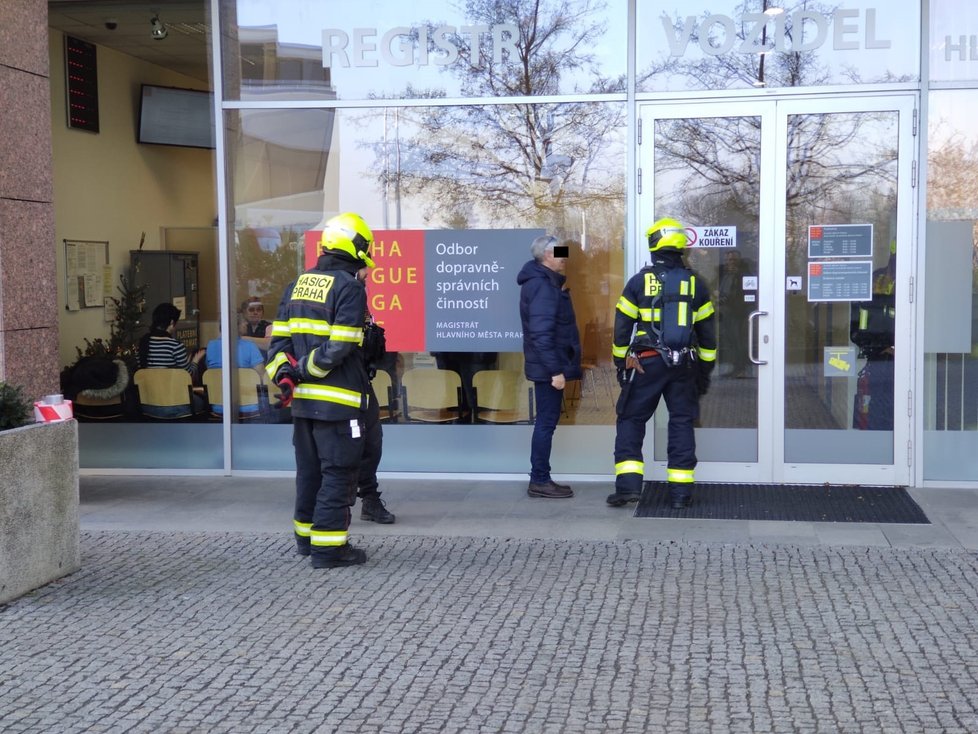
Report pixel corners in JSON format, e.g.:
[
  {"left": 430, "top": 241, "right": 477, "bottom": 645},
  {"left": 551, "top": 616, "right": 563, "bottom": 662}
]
[
  {"left": 361, "top": 495, "right": 396, "bottom": 524},
  {"left": 311, "top": 544, "right": 367, "bottom": 569},
  {"left": 669, "top": 488, "right": 692, "bottom": 510}
]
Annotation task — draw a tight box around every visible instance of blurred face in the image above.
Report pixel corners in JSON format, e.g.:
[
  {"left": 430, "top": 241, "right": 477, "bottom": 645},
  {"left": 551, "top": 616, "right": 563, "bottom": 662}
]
[
  {"left": 245, "top": 304, "right": 264, "bottom": 324},
  {"left": 542, "top": 247, "right": 567, "bottom": 274}
]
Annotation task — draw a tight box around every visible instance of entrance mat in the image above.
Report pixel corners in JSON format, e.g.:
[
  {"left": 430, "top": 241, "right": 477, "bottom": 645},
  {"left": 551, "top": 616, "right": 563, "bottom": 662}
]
[{"left": 634, "top": 482, "right": 930, "bottom": 523}]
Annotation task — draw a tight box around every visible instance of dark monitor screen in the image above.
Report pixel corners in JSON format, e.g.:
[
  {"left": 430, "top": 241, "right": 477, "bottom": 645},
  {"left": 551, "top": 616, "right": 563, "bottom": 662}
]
[{"left": 137, "top": 84, "right": 214, "bottom": 149}]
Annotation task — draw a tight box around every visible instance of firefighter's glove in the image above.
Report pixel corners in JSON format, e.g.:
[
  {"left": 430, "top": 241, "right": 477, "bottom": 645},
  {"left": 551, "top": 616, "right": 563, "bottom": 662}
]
[
  {"left": 274, "top": 354, "right": 300, "bottom": 408},
  {"left": 695, "top": 360, "right": 714, "bottom": 397}
]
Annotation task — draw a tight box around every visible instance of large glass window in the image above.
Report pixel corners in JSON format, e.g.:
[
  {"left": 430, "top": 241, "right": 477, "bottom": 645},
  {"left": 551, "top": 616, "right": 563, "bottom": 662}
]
[
  {"left": 638, "top": 0, "right": 919, "bottom": 93},
  {"left": 930, "top": 0, "right": 978, "bottom": 83},
  {"left": 924, "top": 90, "right": 978, "bottom": 480},
  {"left": 226, "top": 101, "right": 625, "bottom": 468},
  {"left": 223, "top": 0, "right": 627, "bottom": 101}
]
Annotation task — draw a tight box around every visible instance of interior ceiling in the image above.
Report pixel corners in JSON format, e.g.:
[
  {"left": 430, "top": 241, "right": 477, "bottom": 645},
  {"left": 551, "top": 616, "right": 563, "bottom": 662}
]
[{"left": 48, "top": 0, "right": 210, "bottom": 83}]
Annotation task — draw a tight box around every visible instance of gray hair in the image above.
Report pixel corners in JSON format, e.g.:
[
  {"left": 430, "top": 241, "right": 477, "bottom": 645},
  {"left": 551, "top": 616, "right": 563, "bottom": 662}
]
[{"left": 530, "top": 234, "right": 559, "bottom": 262}]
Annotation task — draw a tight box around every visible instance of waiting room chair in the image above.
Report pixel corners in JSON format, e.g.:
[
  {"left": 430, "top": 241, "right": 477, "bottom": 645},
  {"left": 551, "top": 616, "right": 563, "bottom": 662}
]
[
  {"left": 471, "top": 369, "right": 535, "bottom": 424},
  {"left": 201, "top": 368, "right": 268, "bottom": 421},
  {"left": 400, "top": 368, "right": 466, "bottom": 423},
  {"left": 133, "top": 368, "right": 198, "bottom": 420},
  {"left": 73, "top": 393, "right": 127, "bottom": 421},
  {"left": 371, "top": 369, "right": 400, "bottom": 423}
]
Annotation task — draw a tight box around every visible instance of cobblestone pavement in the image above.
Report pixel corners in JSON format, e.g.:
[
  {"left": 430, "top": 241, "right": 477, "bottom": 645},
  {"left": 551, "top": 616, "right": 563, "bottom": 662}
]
[{"left": 3, "top": 531, "right": 978, "bottom": 734}]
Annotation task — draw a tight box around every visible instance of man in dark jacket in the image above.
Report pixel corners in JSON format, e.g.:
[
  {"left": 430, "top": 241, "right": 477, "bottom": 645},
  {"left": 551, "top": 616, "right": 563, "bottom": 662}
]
[
  {"left": 266, "top": 212, "right": 376, "bottom": 569},
  {"left": 517, "top": 234, "right": 582, "bottom": 499}
]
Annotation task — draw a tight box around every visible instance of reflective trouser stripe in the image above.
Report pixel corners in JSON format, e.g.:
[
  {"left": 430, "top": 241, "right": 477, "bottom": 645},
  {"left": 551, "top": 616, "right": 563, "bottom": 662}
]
[
  {"left": 293, "top": 520, "right": 312, "bottom": 538},
  {"left": 310, "top": 529, "right": 348, "bottom": 547},
  {"left": 667, "top": 467, "right": 694, "bottom": 484},
  {"left": 615, "top": 460, "right": 644, "bottom": 476}
]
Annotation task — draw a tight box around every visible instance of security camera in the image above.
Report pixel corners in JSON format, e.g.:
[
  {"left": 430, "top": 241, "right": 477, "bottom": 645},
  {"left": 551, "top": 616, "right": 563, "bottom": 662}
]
[{"left": 104, "top": 19, "right": 118, "bottom": 30}]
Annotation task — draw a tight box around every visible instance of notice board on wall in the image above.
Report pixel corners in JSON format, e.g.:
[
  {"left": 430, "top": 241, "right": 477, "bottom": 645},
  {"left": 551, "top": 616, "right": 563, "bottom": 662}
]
[{"left": 64, "top": 239, "right": 110, "bottom": 311}]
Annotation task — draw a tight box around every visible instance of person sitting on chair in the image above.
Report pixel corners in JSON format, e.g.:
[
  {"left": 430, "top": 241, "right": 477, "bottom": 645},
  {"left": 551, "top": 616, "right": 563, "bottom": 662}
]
[{"left": 203, "top": 326, "right": 265, "bottom": 416}]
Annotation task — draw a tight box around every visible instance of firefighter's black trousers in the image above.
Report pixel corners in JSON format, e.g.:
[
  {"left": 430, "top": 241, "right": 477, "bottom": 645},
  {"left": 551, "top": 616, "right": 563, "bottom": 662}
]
[
  {"left": 357, "top": 391, "right": 383, "bottom": 498},
  {"left": 293, "top": 416, "right": 364, "bottom": 558},
  {"left": 614, "top": 356, "right": 699, "bottom": 496}
]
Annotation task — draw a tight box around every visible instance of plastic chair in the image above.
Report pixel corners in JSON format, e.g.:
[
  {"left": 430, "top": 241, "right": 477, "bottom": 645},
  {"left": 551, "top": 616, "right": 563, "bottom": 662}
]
[
  {"left": 371, "top": 370, "right": 399, "bottom": 423},
  {"left": 472, "top": 369, "right": 535, "bottom": 424},
  {"left": 201, "top": 368, "right": 268, "bottom": 421},
  {"left": 73, "top": 393, "right": 126, "bottom": 421},
  {"left": 133, "top": 368, "right": 197, "bottom": 420},
  {"left": 400, "top": 368, "right": 465, "bottom": 423}
]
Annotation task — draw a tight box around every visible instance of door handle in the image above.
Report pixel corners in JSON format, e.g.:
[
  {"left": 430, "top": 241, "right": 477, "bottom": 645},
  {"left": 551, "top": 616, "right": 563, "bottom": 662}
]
[{"left": 748, "top": 310, "right": 768, "bottom": 365}]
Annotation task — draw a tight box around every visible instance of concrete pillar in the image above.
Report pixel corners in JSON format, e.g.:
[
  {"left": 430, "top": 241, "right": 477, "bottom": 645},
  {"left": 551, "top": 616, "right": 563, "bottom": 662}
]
[{"left": 0, "top": 1, "right": 59, "bottom": 402}]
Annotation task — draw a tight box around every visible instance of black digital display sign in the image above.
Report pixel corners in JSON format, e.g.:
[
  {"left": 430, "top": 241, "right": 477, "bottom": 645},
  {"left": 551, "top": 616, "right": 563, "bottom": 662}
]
[{"left": 64, "top": 35, "right": 99, "bottom": 133}]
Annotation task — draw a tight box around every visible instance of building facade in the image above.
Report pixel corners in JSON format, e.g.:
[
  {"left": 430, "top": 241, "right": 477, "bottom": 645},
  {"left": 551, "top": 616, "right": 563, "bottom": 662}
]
[{"left": 3, "top": 0, "right": 978, "bottom": 487}]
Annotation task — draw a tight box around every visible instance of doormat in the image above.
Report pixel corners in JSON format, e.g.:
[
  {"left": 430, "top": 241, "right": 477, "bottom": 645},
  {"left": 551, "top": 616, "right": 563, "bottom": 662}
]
[{"left": 634, "top": 482, "right": 930, "bottom": 523}]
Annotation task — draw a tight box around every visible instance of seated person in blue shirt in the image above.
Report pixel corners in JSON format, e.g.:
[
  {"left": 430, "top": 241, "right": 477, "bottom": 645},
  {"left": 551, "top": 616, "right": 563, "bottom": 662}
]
[{"left": 204, "top": 332, "right": 265, "bottom": 416}]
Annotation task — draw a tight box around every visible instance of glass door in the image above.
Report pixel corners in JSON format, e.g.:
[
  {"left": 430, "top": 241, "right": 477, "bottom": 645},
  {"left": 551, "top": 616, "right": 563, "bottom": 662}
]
[{"left": 639, "top": 95, "right": 915, "bottom": 485}]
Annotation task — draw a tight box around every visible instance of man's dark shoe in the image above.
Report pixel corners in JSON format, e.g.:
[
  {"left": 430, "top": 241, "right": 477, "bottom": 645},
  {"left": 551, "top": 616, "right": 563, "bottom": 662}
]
[
  {"left": 549, "top": 479, "right": 571, "bottom": 490},
  {"left": 528, "top": 481, "right": 573, "bottom": 498},
  {"left": 361, "top": 495, "right": 396, "bottom": 524},
  {"left": 311, "top": 545, "right": 367, "bottom": 569},
  {"left": 606, "top": 492, "right": 641, "bottom": 507}
]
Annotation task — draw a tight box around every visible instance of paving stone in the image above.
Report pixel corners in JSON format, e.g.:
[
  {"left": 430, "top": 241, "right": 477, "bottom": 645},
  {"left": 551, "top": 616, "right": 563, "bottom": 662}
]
[{"left": 1, "top": 533, "right": 978, "bottom": 733}]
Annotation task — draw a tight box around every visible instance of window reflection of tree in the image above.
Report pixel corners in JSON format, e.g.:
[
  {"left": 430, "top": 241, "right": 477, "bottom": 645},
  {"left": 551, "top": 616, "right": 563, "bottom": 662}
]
[
  {"left": 652, "top": 0, "right": 910, "bottom": 92},
  {"left": 360, "top": 0, "right": 628, "bottom": 425},
  {"left": 367, "top": 0, "right": 625, "bottom": 231}
]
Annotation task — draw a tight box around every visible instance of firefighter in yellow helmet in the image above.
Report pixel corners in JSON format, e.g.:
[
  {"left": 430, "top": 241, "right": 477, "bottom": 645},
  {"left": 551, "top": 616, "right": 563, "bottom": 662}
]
[
  {"left": 850, "top": 241, "right": 896, "bottom": 430},
  {"left": 266, "top": 212, "right": 376, "bottom": 568},
  {"left": 608, "top": 217, "right": 717, "bottom": 510}
]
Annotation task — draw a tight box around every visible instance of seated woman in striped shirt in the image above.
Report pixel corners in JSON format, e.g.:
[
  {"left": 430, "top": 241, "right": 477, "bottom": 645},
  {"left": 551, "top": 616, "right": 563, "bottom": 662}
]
[{"left": 137, "top": 302, "right": 206, "bottom": 417}]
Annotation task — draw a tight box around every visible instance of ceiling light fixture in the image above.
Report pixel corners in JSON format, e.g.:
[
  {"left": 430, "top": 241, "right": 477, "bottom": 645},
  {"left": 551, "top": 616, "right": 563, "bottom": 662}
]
[{"left": 150, "top": 15, "right": 168, "bottom": 40}]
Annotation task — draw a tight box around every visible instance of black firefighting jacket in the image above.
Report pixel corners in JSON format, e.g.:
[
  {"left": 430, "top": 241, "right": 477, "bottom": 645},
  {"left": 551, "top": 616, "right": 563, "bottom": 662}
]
[
  {"left": 612, "top": 250, "right": 717, "bottom": 369},
  {"left": 266, "top": 253, "right": 369, "bottom": 421}
]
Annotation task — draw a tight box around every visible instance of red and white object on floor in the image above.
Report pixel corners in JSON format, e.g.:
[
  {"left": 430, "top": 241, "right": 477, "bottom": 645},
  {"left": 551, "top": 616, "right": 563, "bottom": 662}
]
[{"left": 33, "top": 394, "right": 74, "bottom": 423}]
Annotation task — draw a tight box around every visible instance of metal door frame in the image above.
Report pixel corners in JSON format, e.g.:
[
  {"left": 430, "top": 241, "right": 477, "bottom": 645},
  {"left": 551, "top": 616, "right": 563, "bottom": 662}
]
[{"left": 638, "top": 93, "right": 916, "bottom": 486}]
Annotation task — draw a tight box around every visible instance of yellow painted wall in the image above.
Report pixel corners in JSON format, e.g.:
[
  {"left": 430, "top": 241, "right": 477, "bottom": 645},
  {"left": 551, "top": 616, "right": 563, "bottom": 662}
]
[{"left": 49, "top": 30, "right": 216, "bottom": 368}]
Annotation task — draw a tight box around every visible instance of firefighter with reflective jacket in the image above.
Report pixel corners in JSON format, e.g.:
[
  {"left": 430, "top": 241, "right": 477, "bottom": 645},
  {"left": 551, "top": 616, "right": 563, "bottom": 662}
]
[
  {"left": 850, "top": 246, "right": 896, "bottom": 430},
  {"left": 608, "top": 217, "right": 717, "bottom": 510},
  {"left": 266, "top": 212, "right": 375, "bottom": 569}
]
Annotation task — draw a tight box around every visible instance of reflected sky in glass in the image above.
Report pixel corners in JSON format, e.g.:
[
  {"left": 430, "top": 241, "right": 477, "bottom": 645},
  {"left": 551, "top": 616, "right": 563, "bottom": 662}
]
[{"left": 234, "top": 0, "right": 627, "bottom": 100}]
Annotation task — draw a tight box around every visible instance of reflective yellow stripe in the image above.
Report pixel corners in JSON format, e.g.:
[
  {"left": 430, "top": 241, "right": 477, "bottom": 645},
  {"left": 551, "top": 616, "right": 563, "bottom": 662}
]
[
  {"left": 678, "top": 301, "right": 689, "bottom": 326},
  {"left": 694, "top": 302, "right": 715, "bottom": 321},
  {"left": 680, "top": 279, "right": 690, "bottom": 296},
  {"left": 293, "top": 520, "right": 312, "bottom": 538},
  {"left": 288, "top": 318, "right": 332, "bottom": 336},
  {"left": 330, "top": 325, "right": 364, "bottom": 344},
  {"left": 612, "top": 344, "right": 628, "bottom": 358},
  {"left": 639, "top": 308, "right": 655, "bottom": 321},
  {"left": 310, "top": 529, "right": 348, "bottom": 547},
  {"left": 294, "top": 384, "right": 363, "bottom": 408},
  {"left": 616, "top": 296, "right": 639, "bottom": 318},
  {"left": 305, "top": 348, "right": 330, "bottom": 379},
  {"left": 266, "top": 352, "right": 288, "bottom": 381},
  {"left": 859, "top": 308, "right": 869, "bottom": 330},
  {"left": 667, "top": 468, "right": 694, "bottom": 483},
  {"left": 698, "top": 347, "right": 717, "bottom": 362},
  {"left": 270, "top": 321, "right": 291, "bottom": 337},
  {"left": 615, "top": 460, "right": 644, "bottom": 476}
]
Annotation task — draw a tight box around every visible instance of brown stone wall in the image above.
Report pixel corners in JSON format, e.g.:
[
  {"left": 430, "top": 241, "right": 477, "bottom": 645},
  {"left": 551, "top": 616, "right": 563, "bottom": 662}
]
[{"left": 0, "top": 1, "right": 58, "bottom": 403}]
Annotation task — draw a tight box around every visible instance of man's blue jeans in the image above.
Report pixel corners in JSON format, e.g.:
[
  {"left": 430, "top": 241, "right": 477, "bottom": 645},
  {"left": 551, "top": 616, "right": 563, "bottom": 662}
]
[{"left": 530, "top": 381, "right": 564, "bottom": 484}]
